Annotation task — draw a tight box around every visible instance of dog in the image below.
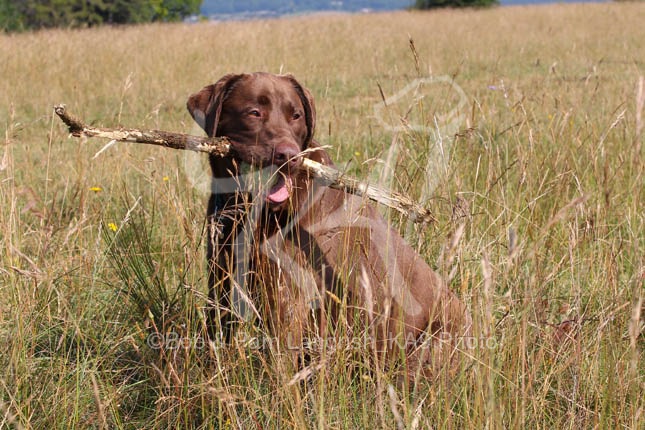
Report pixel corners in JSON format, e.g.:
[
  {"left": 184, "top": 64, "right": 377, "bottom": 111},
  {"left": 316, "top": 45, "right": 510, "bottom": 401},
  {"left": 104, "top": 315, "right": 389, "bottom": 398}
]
[{"left": 187, "top": 72, "right": 471, "bottom": 378}]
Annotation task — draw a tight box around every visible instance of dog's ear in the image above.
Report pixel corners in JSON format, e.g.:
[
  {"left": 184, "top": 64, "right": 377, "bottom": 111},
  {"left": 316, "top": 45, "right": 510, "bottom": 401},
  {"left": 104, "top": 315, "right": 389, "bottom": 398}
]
[
  {"left": 187, "top": 74, "right": 244, "bottom": 137},
  {"left": 285, "top": 74, "right": 316, "bottom": 149}
]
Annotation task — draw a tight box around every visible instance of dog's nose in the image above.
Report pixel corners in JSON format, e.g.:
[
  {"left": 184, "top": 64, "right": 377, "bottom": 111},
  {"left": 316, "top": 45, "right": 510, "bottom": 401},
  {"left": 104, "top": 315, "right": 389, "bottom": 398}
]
[{"left": 273, "top": 144, "right": 301, "bottom": 170}]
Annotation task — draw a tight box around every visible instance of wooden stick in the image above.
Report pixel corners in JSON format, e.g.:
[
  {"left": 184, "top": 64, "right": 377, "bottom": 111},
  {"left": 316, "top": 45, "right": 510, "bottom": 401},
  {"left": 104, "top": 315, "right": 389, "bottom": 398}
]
[
  {"left": 54, "top": 104, "right": 231, "bottom": 157},
  {"left": 54, "top": 104, "right": 435, "bottom": 224}
]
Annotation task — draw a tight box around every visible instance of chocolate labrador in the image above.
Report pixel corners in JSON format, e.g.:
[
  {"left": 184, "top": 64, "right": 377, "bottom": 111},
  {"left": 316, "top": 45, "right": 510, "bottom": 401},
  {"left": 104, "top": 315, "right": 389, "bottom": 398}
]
[{"left": 187, "top": 72, "right": 471, "bottom": 377}]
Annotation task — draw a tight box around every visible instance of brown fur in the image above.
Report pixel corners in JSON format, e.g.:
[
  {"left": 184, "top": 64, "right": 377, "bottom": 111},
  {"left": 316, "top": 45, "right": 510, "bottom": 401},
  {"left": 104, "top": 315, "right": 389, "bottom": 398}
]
[{"left": 187, "top": 72, "right": 471, "bottom": 377}]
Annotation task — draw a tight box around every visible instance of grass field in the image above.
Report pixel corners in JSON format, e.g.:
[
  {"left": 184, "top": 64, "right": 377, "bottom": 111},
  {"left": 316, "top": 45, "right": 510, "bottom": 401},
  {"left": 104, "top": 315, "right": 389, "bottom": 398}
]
[{"left": 1, "top": 3, "right": 643, "bottom": 428}]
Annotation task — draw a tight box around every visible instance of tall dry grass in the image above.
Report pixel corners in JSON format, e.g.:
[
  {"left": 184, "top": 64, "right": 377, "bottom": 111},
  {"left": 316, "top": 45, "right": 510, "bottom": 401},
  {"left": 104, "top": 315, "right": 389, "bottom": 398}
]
[{"left": 0, "top": 3, "right": 643, "bottom": 428}]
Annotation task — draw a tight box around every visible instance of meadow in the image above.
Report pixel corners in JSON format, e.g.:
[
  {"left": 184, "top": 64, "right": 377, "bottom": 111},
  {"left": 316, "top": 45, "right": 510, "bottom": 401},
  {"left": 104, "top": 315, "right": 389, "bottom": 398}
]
[{"left": 0, "top": 3, "right": 643, "bottom": 428}]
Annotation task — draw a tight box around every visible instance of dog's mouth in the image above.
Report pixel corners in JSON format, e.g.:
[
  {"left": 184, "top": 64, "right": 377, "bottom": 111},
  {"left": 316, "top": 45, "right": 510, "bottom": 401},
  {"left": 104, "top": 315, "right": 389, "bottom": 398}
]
[{"left": 265, "top": 173, "right": 293, "bottom": 205}]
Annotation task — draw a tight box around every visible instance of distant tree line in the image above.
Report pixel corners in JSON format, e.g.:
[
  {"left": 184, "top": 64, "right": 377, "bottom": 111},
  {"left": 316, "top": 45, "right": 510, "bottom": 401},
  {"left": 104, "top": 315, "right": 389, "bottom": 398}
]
[
  {"left": 414, "top": 0, "right": 498, "bottom": 8},
  {"left": 0, "top": 0, "right": 202, "bottom": 32}
]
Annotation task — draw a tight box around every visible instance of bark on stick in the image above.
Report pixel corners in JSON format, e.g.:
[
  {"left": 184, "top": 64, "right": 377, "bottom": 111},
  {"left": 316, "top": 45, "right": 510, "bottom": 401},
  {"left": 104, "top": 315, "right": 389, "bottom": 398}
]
[{"left": 54, "top": 104, "right": 435, "bottom": 224}]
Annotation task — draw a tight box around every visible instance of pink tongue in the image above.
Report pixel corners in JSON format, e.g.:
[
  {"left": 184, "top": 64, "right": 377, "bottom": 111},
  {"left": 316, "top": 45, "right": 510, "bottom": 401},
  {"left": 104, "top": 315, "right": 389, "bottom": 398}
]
[{"left": 266, "top": 176, "right": 291, "bottom": 204}]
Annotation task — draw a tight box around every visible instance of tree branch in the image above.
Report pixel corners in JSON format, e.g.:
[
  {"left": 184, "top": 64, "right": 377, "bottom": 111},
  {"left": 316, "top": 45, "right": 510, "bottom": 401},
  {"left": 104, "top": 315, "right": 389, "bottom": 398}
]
[{"left": 54, "top": 104, "right": 435, "bottom": 224}]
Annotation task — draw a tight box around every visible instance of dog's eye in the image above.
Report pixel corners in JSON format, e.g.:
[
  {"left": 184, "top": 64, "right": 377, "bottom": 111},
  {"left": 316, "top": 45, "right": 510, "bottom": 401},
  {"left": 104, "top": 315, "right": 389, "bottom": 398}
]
[
  {"left": 292, "top": 112, "right": 302, "bottom": 120},
  {"left": 249, "top": 109, "right": 261, "bottom": 117}
]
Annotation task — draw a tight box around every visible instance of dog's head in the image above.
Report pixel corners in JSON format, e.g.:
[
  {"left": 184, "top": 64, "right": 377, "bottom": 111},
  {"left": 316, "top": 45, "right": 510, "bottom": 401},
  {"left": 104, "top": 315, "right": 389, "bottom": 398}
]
[{"left": 187, "top": 72, "right": 316, "bottom": 208}]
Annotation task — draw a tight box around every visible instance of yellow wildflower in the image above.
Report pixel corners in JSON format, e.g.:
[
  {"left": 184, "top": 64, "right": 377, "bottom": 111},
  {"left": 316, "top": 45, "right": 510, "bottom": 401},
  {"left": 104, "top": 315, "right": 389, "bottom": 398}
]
[
  {"left": 163, "top": 176, "right": 169, "bottom": 182},
  {"left": 89, "top": 186, "right": 102, "bottom": 192},
  {"left": 107, "top": 222, "right": 118, "bottom": 232}
]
